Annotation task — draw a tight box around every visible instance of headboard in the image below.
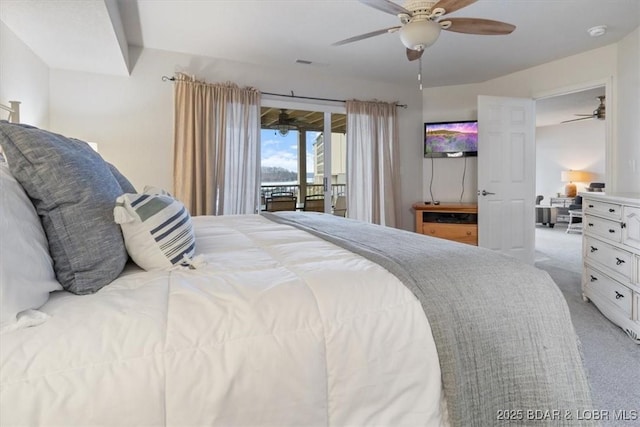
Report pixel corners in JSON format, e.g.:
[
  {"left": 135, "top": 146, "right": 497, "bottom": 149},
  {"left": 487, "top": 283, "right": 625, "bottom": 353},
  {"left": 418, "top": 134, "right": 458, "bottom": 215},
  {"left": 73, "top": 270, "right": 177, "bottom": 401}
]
[{"left": 0, "top": 101, "right": 21, "bottom": 123}]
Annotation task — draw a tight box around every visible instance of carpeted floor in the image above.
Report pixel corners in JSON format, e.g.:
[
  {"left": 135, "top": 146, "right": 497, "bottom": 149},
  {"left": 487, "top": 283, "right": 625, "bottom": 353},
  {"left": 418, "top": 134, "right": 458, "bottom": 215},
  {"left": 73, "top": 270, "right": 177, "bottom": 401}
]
[{"left": 534, "top": 224, "right": 639, "bottom": 426}]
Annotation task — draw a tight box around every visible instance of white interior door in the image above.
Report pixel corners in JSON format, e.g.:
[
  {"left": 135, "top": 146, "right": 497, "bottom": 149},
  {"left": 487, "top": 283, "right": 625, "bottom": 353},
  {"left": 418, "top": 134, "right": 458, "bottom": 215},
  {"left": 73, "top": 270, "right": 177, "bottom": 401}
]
[{"left": 477, "top": 95, "right": 536, "bottom": 263}]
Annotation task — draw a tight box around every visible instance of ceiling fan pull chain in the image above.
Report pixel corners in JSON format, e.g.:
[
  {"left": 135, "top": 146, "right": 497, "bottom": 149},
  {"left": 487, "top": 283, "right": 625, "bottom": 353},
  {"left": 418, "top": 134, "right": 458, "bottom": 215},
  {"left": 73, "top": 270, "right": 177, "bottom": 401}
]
[{"left": 418, "top": 55, "right": 423, "bottom": 91}]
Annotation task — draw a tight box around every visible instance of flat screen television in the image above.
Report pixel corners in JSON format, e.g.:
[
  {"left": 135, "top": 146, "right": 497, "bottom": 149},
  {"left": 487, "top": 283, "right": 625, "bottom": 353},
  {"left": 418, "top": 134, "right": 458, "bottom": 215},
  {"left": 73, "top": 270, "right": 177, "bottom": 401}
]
[{"left": 424, "top": 120, "right": 478, "bottom": 158}]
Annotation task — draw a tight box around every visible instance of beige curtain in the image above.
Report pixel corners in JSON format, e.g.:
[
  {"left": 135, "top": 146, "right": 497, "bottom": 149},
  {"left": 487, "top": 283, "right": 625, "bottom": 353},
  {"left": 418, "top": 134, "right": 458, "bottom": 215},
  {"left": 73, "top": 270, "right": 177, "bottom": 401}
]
[
  {"left": 173, "top": 75, "right": 260, "bottom": 215},
  {"left": 346, "top": 100, "right": 401, "bottom": 227}
]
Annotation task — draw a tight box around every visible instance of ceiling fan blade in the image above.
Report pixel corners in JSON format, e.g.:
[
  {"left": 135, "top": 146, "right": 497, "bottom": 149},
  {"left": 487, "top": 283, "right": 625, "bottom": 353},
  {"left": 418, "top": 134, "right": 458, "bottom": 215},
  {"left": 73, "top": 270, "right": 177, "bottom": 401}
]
[
  {"left": 442, "top": 18, "right": 516, "bottom": 35},
  {"left": 332, "top": 26, "right": 401, "bottom": 46},
  {"left": 561, "top": 116, "right": 593, "bottom": 124},
  {"left": 358, "top": 0, "right": 410, "bottom": 16},
  {"left": 406, "top": 48, "right": 424, "bottom": 61},
  {"left": 431, "top": 0, "right": 477, "bottom": 15},
  {"left": 562, "top": 95, "right": 607, "bottom": 124}
]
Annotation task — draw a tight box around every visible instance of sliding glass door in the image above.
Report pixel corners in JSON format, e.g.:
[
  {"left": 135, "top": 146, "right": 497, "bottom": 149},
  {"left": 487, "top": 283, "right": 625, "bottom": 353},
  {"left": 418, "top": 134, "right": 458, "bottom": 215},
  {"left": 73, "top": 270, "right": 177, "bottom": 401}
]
[{"left": 260, "top": 102, "right": 346, "bottom": 215}]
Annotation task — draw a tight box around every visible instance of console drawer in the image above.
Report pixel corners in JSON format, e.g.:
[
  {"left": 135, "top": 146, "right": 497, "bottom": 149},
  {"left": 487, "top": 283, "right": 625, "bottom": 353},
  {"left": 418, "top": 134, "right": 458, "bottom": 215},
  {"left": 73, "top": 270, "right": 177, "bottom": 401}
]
[
  {"left": 584, "top": 265, "right": 632, "bottom": 317},
  {"left": 584, "top": 215, "right": 622, "bottom": 242},
  {"left": 421, "top": 223, "right": 477, "bottom": 245},
  {"left": 584, "top": 236, "right": 633, "bottom": 280},
  {"left": 584, "top": 199, "right": 622, "bottom": 220}
]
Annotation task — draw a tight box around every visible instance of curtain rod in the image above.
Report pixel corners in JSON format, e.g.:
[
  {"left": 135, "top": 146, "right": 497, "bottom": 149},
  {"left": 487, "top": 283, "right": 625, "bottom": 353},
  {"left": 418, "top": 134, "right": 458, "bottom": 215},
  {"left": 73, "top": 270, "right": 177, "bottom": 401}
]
[
  {"left": 161, "top": 76, "right": 407, "bottom": 109},
  {"left": 261, "top": 91, "right": 407, "bottom": 109}
]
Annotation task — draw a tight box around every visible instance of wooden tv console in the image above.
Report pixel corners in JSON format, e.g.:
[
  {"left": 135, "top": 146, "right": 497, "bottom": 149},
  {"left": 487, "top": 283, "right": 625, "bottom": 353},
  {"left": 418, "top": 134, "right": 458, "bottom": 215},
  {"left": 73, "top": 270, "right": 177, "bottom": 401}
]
[{"left": 413, "top": 202, "right": 478, "bottom": 245}]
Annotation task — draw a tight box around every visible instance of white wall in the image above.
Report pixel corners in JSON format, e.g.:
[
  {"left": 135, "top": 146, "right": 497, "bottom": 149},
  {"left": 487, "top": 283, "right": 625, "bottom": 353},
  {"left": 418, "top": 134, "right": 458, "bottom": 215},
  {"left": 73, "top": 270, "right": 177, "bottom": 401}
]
[
  {"left": 0, "top": 21, "right": 49, "bottom": 128},
  {"left": 49, "top": 47, "right": 173, "bottom": 195},
  {"left": 535, "top": 119, "right": 606, "bottom": 200},
  {"left": 47, "top": 47, "right": 423, "bottom": 230},
  {"left": 615, "top": 27, "right": 640, "bottom": 193},
  {"left": 423, "top": 30, "right": 640, "bottom": 201},
  {"left": 422, "top": 84, "right": 480, "bottom": 203}
]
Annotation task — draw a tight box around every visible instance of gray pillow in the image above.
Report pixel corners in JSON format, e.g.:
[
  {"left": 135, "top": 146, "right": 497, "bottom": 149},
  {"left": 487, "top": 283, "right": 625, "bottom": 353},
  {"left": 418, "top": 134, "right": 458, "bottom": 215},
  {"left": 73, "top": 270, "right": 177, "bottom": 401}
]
[
  {"left": 0, "top": 122, "right": 128, "bottom": 294},
  {"left": 108, "top": 162, "right": 137, "bottom": 194}
]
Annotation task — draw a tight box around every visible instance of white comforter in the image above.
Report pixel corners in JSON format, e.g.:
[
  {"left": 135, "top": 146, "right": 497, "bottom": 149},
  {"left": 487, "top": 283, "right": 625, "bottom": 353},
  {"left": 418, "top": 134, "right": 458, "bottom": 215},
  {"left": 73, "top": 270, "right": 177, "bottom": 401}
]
[{"left": 1, "top": 214, "right": 447, "bottom": 426}]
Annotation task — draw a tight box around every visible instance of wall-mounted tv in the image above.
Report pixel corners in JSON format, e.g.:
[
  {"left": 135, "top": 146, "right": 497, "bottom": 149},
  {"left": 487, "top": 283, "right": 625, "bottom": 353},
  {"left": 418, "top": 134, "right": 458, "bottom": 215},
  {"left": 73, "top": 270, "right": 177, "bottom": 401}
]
[{"left": 424, "top": 120, "right": 478, "bottom": 158}]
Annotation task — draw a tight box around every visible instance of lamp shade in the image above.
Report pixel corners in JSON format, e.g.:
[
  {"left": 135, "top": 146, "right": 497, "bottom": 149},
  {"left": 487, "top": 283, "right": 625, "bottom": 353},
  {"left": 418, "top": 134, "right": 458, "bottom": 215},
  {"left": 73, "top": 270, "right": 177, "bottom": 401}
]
[
  {"left": 561, "top": 170, "right": 591, "bottom": 183},
  {"left": 399, "top": 20, "right": 441, "bottom": 51},
  {"left": 561, "top": 170, "right": 591, "bottom": 197}
]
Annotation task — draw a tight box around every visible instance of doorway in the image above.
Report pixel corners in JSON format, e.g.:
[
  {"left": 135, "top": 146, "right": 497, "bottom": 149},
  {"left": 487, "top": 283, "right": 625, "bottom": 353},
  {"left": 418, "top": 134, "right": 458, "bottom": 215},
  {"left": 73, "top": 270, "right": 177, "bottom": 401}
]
[
  {"left": 259, "top": 103, "right": 347, "bottom": 214},
  {"left": 533, "top": 82, "right": 609, "bottom": 260}
]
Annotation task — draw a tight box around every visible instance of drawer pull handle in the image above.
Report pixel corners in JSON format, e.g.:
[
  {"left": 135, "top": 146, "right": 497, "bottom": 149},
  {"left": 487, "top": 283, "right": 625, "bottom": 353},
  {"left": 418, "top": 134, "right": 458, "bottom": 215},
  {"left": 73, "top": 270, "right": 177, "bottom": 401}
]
[
  {"left": 590, "top": 275, "right": 598, "bottom": 282},
  {"left": 466, "top": 231, "right": 471, "bottom": 235},
  {"left": 608, "top": 229, "right": 615, "bottom": 233},
  {"left": 590, "top": 246, "right": 598, "bottom": 253},
  {"left": 615, "top": 257, "right": 625, "bottom": 265},
  {"left": 588, "top": 223, "right": 594, "bottom": 227},
  {"left": 615, "top": 291, "right": 624, "bottom": 300},
  {"left": 621, "top": 222, "right": 627, "bottom": 229},
  {"left": 588, "top": 204, "right": 594, "bottom": 208},
  {"left": 609, "top": 208, "right": 615, "bottom": 213}
]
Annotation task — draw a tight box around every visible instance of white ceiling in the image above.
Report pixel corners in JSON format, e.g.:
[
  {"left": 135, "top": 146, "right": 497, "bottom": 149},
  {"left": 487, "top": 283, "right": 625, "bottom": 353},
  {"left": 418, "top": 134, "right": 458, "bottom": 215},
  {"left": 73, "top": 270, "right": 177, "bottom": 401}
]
[{"left": 0, "top": 0, "right": 637, "bottom": 125}]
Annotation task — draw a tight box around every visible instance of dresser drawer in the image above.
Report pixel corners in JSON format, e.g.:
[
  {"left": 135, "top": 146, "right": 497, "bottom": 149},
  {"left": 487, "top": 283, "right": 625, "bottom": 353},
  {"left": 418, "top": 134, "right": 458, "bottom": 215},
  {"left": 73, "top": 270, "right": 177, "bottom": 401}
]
[
  {"left": 584, "top": 214, "right": 622, "bottom": 242},
  {"left": 584, "top": 199, "right": 622, "bottom": 220},
  {"left": 584, "top": 265, "right": 632, "bottom": 317},
  {"left": 584, "top": 236, "right": 634, "bottom": 280},
  {"left": 421, "top": 223, "right": 477, "bottom": 245}
]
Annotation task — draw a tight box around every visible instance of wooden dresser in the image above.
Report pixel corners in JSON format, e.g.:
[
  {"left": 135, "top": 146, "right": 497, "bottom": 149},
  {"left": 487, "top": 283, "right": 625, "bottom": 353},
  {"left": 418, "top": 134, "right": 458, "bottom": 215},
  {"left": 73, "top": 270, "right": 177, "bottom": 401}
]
[
  {"left": 413, "top": 202, "right": 478, "bottom": 245},
  {"left": 581, "top": 193, "right": 640, "bottom": 343}
]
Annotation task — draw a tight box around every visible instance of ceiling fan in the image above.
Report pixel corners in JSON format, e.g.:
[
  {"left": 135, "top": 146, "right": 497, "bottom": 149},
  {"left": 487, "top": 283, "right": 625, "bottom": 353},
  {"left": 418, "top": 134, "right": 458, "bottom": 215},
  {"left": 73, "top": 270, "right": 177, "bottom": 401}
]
[
  {"left": 562, "top": 96, "right": 606, "bottom": 123},
  {"left": 332, "top": 0, "right": 516, "bottom": 61},
  {"left": 269, "top": 109, "right": 309, "bottom": 136}
]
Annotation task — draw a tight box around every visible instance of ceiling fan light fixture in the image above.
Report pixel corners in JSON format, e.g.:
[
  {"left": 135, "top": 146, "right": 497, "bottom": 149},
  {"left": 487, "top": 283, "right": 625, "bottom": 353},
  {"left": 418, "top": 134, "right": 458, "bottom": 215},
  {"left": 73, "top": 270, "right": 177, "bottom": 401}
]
[
  {"left": 399, "top": 20, "right": 441, "bottom": 51},
  {"left": 277, "top": 124, "right": 290, "bottom": 137}
]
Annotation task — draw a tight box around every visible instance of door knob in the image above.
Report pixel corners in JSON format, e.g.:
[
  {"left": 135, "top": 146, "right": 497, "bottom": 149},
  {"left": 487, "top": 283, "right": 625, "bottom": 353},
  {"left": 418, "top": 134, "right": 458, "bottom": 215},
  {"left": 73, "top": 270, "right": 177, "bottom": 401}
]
[{"left": 479, "top": 190, "right": 495, "bottom": 196}]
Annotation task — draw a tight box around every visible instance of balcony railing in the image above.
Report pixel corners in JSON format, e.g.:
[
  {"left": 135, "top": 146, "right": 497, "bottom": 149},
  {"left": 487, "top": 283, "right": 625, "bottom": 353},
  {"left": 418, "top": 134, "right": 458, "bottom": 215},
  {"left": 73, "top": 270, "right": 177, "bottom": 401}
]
[{"left": 261, "top": 184, "right": 346, "bottom": 204}]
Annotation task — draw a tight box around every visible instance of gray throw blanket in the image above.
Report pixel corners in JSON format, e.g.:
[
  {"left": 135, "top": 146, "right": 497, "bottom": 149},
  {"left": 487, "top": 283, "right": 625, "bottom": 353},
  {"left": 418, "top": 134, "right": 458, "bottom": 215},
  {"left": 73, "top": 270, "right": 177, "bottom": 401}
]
[{"left": 264, "top": 212, "right": 595, "bottom": 426}]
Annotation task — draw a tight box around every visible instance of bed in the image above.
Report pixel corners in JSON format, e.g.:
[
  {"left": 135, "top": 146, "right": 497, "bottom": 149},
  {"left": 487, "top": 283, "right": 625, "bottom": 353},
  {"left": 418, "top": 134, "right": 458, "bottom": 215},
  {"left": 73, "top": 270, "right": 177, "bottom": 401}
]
[{"left": 0, "top": 121, "right": 594, "bottom": 426}]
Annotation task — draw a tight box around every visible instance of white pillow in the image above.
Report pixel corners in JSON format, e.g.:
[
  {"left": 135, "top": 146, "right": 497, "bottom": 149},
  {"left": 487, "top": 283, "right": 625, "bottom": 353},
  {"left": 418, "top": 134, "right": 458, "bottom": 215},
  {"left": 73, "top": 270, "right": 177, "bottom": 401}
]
[
  {"left": 114, "top": 190, "right": 196, "bottom": 271},
  {"left": 0, "top": 162, "right": 62, "bottom": 332}
]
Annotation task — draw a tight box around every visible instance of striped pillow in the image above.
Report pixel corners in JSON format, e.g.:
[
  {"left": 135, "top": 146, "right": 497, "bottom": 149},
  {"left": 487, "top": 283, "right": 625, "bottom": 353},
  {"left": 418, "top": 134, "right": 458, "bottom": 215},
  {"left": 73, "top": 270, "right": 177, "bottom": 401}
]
[{"left": 114, "top": 191, "right": 195, "bottom": 271}]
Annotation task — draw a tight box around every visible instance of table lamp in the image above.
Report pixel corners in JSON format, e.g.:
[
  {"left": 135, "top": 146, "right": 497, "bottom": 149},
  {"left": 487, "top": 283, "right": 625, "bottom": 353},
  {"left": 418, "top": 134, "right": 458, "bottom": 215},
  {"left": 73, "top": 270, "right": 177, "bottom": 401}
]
[{"left": 561, "top": 170, "right": 590, "bottom": 197}]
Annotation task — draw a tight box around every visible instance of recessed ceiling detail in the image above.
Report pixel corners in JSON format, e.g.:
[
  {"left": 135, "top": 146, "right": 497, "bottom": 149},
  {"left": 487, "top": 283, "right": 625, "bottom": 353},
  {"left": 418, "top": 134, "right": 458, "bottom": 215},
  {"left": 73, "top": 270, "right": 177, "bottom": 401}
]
[{"left": 0, "top": 0, "right": 130, "bottom": 76}]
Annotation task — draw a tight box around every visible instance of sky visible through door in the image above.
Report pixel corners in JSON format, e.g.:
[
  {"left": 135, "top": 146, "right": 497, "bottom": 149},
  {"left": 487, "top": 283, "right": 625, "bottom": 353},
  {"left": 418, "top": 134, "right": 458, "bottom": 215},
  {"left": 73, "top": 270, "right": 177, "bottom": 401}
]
[{"left": 260, "top": 129, "right": 320, "bottom": 184}]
